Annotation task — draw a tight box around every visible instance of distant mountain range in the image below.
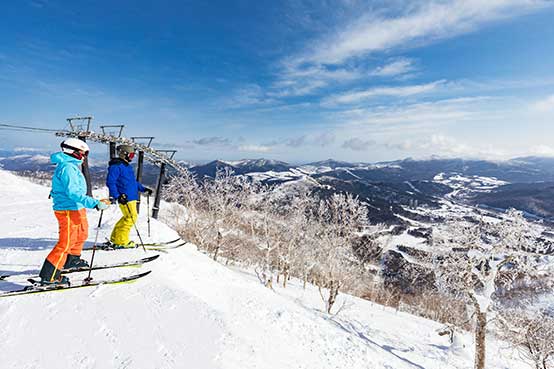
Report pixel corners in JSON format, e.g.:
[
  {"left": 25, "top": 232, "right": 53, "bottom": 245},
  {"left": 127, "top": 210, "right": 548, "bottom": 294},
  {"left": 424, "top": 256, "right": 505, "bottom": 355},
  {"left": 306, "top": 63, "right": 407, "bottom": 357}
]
[
  {"left": 186, "top": 157, "right": 554, "bottom": 221},
  {"left": 3, "top": 149, "right": 554, "bottom": 220},
  {"left": 187, "top": 156, "right": 554, "bottom": 183}
]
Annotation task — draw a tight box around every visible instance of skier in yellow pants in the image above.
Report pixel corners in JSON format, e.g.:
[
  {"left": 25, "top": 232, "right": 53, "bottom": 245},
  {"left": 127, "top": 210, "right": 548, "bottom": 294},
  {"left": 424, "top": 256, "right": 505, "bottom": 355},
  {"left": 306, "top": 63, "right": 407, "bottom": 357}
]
[
  {"left": 106, "top": 145, "right": 152, "bottom": 248},
  {"left": 110, "top": 199, "right": 139, "bottom": 246}
]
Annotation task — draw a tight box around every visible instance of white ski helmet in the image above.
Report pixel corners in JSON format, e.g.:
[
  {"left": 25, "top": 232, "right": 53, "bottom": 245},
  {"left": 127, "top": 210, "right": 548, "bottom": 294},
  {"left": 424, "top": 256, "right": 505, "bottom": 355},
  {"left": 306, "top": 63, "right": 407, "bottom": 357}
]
[{"left": 61, "top": 138, "right": 90, "bottom": 157}]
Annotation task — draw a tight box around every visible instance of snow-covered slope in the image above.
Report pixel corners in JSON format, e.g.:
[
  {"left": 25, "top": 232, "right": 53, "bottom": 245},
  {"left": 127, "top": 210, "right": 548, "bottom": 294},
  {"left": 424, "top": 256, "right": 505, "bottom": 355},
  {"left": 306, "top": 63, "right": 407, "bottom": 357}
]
[{"left": 0, "top": 170, "right": 528, "bottom": 369}]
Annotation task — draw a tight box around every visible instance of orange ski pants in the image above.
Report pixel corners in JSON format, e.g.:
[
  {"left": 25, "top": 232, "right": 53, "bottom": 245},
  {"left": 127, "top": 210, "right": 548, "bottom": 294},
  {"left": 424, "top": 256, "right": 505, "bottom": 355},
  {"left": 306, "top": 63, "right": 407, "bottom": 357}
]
[{"left": 45, "top": 209, "right": 89, "bottom": 281}]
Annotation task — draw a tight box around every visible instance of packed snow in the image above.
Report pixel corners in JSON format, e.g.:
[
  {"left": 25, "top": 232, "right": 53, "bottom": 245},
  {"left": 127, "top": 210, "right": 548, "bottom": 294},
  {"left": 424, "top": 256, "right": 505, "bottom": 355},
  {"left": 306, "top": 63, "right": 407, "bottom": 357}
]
[
  {"left": 0, "top": 170, "right": 531, "bottom": 369},
  {"left": 433, "top": 173, "right": 508, "bottom": 193}
]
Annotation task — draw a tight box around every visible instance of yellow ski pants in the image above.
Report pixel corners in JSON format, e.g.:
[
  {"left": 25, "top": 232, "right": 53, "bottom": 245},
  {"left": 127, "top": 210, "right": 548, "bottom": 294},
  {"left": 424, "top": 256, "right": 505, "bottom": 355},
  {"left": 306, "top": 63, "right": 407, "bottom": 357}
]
[{"left": 110, "top": 200, "right": 138, "bottom": 245}]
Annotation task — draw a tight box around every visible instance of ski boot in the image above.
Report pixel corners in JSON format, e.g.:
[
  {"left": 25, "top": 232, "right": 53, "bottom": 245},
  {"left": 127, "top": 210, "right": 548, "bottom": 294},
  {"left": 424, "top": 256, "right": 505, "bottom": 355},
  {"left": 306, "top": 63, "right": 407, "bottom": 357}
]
[
  {"left": 112, "top": 241, "right": 137, "bottom": 249},
  {"left": 63, "top": 255, "right": 90, "bottom": 269},
  {"left": 36, "top": 275, "right": 70, "bottom": 288}
]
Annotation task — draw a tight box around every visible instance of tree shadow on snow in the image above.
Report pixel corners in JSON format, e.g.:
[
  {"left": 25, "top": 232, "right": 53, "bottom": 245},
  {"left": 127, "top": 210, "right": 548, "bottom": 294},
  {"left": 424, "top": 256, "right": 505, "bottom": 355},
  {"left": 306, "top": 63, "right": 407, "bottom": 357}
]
[
  {"left": 328, "top": 318, "right": 426, "bottom": 369},
  {"left": 0, "top": 280, "right": 28, "bottom": 293},
  {"left": 428, "top": 343, "right": 449, "bottom": 351},
  {"left": 0, "top": 237, "right": 95, "bottom": 250},
  {"left": 0, "top": 238, "right": 96, "bottom": 289}
]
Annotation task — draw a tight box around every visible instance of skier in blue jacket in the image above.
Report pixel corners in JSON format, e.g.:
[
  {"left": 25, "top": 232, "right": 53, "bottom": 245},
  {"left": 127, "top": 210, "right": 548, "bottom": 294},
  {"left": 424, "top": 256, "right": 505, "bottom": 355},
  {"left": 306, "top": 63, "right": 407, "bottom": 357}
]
[{"left": 106, "top": 144, "right": 152, "bottom": 248}]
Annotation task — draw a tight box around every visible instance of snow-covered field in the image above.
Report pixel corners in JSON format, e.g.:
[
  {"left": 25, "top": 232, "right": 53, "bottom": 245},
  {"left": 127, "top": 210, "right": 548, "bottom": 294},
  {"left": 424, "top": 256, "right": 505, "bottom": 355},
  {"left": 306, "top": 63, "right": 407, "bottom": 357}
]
[{"left": 0, "top": 170, "right": 530, "bottom": 369}]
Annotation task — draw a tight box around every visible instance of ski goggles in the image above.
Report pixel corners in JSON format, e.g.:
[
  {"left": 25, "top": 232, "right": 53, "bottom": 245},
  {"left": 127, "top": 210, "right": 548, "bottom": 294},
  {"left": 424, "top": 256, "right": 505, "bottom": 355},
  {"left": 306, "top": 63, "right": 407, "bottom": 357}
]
[{"left": 75, "top": 150, "right": 89, "bottom": 160}]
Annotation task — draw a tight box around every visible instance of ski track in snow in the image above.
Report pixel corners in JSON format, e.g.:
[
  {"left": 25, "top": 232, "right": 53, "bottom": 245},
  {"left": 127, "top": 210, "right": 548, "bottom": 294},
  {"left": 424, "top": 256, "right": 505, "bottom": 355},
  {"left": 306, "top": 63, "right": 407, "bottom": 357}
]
[{"left": 0, "top": 170, "right": 529, "bottom": 369}]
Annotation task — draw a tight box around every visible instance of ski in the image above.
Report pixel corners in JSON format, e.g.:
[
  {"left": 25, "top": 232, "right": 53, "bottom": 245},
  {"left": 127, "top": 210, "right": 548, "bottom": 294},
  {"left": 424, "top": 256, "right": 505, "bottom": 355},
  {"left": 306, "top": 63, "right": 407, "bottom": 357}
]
[
  {"left": 82, "top": 240, "right": 188, "bottom": 252},
  {"left": 145, "top": 241, "right": 188, "bottom": 251},
  {"left": 0, "top": 255, "right": 160, "bottom": 281},
  {"left": 142, "top": 237, "right": 181, "bottom": 246},
  {"left": 82, "top": 237, "right": 183, "bottom": 251},
  {"left": 0, "top": 271, "right": 152, "bottom": 298}
]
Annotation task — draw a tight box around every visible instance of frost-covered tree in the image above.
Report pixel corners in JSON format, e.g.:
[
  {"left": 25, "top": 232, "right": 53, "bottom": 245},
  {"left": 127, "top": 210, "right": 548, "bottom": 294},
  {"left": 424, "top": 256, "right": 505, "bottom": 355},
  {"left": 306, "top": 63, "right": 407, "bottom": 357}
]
[
  {"left": 164, "top": 172, "right": 385, "bottom": 312},
  {"left": 274, "top": 188, "right": 314, "bottom": 288},
  {"left": 252, "top": 188, "right": 285, "bottom": 288},
  {"left": 498, "top": 309, "right": 554, "bottom": 369},
  {"left": 163, "top": 170, "right": 203, "bottom": 239},
  {"left": 203, "top": 168, "right": 254, "bottom": 261},
  {"left": 431, "top": 209, "right": 551, "bottom": 369},
  {"left": 312, "top": 193, "right": 370, "bottom": 313}
]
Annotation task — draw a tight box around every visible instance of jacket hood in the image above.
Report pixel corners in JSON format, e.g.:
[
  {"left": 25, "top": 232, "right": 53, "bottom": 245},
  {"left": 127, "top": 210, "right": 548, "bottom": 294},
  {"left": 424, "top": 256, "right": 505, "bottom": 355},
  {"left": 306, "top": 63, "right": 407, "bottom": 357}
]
[{"left": 51, "top": 152, "right": 83, "bottom": 165}]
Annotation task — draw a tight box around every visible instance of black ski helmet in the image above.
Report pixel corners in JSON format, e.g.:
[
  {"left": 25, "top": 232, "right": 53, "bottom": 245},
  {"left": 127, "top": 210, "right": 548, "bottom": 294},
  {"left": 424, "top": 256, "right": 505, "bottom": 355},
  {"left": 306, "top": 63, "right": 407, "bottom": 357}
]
[{"left": 117, "top": 144, "right": 135, "bottom": 162}]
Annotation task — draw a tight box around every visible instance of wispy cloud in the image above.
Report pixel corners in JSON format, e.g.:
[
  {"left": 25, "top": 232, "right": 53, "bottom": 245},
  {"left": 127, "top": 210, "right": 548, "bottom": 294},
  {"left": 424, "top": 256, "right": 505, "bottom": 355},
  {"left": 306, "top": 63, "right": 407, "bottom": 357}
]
[
  {"left": 238, "top": 144, "right": 272, "bottom": 153},
  {"left": 322, "top": 80, "right": 445, "bottom": 106},
  {"left": 29, "top": 0, "right": 50, "bottom": 8},
  {"left": 266, "top": 1, "right": 550, "bottom": 101},
  {"left": 264, "top": 132, "right": 336, "bottom": 149},
  {"left": 295, "top": 0, "right": 550, "bottom": 66},
  {"left": 270, "top": 64, "right": 362, "bottom": 98},
  {"left": 341, "top": 138, "right": 377, "bottom": 151},
  {"left": 224, "top": 84, "right": 278, "bottom": 108},
  {"left": 370, "top": 58, "right": 416, "bottom": 77},
  {"left": 385, "top": 134, "right": 508, "bottom": 159},
  {"left": 192, "top": 137, "right": 233, "bottom": 146},
  {"left": 338, "top": 96, "right": 495, "bottom": 133},
  {"left": 312, "top": 132, "right": 336, "bottom": 147}
]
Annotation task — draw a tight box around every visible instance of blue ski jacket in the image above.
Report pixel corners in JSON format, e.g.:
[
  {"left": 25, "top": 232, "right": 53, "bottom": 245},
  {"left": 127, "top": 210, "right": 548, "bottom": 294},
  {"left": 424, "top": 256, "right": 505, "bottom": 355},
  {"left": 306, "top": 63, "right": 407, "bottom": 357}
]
[
  {"left": 50, "top": 152, "right": 99, "bottom": 211},
  {"left": 106, "top": 158, "right": 146, "bottom": 201}
]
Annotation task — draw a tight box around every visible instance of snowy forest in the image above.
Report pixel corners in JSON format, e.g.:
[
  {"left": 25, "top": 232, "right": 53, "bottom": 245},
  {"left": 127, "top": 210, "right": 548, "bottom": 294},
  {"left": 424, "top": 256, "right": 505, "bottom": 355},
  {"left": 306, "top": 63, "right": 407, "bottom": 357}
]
[{"left": 162, "top": 168, "right": 554, "bottom": 369}]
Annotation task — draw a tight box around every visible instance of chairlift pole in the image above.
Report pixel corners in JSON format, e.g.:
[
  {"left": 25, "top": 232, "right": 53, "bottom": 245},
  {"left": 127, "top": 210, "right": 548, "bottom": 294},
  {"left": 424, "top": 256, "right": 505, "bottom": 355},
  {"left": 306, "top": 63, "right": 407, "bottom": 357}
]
[
  {"left": 132, "top": 137, "right": 154, "bottom": 214},
  {"left": 136, "top": 150, "right": 144, "bottom": 214},
  {"left": 151, "top": 149, "right": 176, "bottom": 220},
  {"left": 152, "top": 162, "right": 165, "bottom": 220}
]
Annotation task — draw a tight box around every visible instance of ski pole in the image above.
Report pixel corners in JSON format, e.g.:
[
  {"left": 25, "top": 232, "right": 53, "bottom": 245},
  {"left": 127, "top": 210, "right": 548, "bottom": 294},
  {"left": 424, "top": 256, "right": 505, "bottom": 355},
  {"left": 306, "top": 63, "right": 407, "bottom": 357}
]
[
  {"left": 97, "top": 204, "right": 105, "bottom": 228},
  {"left": 85, "top": 209, "right": 103, "bottom": 284},
  {"left": 147, "top": 194, "right": 151, "bottom": 238},
  {"left": 126, "top": 202, "right": 146, "bottom": 252}
]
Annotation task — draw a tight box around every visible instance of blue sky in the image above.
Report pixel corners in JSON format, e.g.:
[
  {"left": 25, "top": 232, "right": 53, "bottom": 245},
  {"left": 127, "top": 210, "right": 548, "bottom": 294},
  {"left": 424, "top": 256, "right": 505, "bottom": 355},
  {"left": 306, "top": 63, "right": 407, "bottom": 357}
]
[{"left": 1, "top": 0, "right": 554, "bottom": 163}]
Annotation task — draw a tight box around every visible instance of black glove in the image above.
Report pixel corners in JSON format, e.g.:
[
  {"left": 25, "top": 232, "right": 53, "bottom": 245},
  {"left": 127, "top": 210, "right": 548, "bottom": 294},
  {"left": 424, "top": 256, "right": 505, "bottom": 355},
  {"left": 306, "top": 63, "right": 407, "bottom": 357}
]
[
  {"left": 143, "top": 187, "right": 153, "bottom": 196},
  {"left": 109, "top": 197, "right": 117, "bottom": 205},
  {"left": 118, "top": 193, "right": 128, "bottom": 205}
]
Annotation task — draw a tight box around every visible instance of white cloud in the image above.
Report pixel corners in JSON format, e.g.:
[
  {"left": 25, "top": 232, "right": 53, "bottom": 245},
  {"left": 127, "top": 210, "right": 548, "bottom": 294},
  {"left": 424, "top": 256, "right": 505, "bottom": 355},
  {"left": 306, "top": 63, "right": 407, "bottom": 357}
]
[
  {"left": 270, "top": 64, "right": 362, "bottom": 98},
  {"left": 337, "top": 96, "right": 496, "bottom": 134},
  {"left": 531, "top": 144, "right": 554, "bottom": 156},
  {"left": 270, "top": 1, "right": 550, "bottom": 100},
  {"left": 530, "top": 94, "right": 554, "bottom": 112},
  {"left": 269, "top": 79, "right": 328, "bottom": 98},
  {"left": 192, "top": 137, "right": 233, "bottom": 146},
  {"left": 323, "top": 80, "right": 445, "bottom": 106},
  {"left": 238, "top": 144, "right": 272, "bottom": 153},
  {"left": 342, "top": 138, "right": 377, "bottom": 151},
  {"left": 225, "top": 84, "right": 278, "bottom": 108},
  {"left": 297, "top": 0, "right": 550, "bottom": 66},
  {"left": 386, "top": 134, "right": 508, "bottom": 159},
  {"left": 264, "top": 132, "right": 336, "bottom": 148},
  {"left": 370, "top": 58, "right": 416, "bottom": 77}
]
